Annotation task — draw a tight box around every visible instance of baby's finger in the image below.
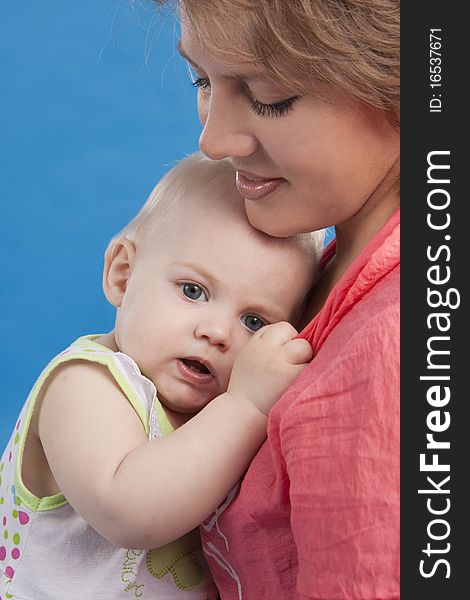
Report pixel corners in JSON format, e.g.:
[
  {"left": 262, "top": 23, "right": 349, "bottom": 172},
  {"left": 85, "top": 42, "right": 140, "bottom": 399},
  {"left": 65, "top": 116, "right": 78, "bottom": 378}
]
[
  {"left": 259, "top": 321, "right": 298, "bottom": 345},
  {"left": 283, "top": 338, "right": 313, "bottom": 365},
  {"left": 285, "top": 361, "right": 311, "bottom": 385}
]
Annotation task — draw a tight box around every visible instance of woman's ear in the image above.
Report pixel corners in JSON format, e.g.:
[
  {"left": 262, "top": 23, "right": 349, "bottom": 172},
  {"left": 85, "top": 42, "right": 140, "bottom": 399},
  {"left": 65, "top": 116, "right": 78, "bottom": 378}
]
[{"left": 102, "top": 237, "right": 137, "bottom": 307}]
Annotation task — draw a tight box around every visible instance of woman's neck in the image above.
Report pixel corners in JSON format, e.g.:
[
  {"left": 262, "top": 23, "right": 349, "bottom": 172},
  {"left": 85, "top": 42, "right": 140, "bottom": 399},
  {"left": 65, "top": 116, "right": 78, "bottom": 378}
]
[
  {"left": 299, "top": 161, "right": 400, "bottom": 328},
  {"left": 334, "top": 161, "right": 399, "bottom": 272}
]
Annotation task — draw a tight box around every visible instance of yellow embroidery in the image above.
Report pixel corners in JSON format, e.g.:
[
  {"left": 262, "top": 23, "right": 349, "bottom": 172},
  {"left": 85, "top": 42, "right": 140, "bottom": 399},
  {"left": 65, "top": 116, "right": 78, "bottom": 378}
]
[{"left": 146, "top": 528, "right": 204, "bottom": 590}]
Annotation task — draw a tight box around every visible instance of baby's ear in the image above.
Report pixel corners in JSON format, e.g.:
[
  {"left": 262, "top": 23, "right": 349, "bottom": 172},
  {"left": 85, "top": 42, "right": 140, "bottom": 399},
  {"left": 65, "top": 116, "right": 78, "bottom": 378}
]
[{"left": 102, "top": 238, "right": 136, "bottom": 307}]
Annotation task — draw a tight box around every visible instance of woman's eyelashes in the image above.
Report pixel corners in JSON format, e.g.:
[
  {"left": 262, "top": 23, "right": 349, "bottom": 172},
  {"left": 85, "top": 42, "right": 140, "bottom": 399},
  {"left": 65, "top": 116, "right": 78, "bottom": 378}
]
[
  {"left": 250, "top": 97, "right": 298, "bottom": 117},
  {"left": 191, "top": 76, "right": 211, "bottom": 91},
  {"left": 191, "top": 76, "right": 298, "bottom": 117}
]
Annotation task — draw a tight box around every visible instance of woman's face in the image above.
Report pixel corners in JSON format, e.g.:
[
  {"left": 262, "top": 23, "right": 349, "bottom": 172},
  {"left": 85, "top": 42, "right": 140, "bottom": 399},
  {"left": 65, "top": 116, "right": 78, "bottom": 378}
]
[{"left": 179, "top": 14, "right": 400, "bottom": 237}]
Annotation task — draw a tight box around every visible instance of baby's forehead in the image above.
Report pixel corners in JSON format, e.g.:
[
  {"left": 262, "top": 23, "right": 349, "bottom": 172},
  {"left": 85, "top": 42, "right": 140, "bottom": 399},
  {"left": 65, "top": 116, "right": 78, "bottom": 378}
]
[
  {"left": 167, "top": 207, "right": 313, "bottom": 278},
  {"left": 159, "top": 185, "right": 313, "bottom": 264},
  {"left": 140, "top": 157, "right": 319, "bottom": 282},
  {"left": 157, "top": 180, "right": 245, "bottom": 233}
]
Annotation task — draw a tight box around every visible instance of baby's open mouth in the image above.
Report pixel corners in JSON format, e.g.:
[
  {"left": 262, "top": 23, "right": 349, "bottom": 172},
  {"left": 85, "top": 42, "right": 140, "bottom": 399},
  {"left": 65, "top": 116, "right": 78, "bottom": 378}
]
[{"left": 180, "top": 358, "right": 211, "bottom": 375}]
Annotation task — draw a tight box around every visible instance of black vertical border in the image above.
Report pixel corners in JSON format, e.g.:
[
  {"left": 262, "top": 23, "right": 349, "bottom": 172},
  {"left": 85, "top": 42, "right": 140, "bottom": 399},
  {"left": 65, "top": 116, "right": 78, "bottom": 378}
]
[{"left": 401, "top": 3, "right": 466, "bottom": 598}]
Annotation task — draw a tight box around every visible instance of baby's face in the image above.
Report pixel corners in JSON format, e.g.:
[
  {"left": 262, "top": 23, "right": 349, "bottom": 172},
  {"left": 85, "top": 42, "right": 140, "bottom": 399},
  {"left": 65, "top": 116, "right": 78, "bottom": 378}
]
[{"left": 114, "top": 188, "right": 313, "bottom": 419}]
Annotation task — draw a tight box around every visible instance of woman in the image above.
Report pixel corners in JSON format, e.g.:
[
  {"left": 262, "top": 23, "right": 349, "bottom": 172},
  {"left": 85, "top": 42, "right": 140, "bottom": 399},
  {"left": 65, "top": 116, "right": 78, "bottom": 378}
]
[{"left": 156, "top": 1, "right": 400, "bottom": 598}]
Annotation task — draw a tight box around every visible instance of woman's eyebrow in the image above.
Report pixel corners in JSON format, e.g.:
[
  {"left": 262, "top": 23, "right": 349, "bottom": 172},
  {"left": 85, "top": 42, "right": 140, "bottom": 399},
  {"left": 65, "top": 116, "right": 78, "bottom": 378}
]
[{"left": 177, "top": 40, "right": 261, "bottom": 83}]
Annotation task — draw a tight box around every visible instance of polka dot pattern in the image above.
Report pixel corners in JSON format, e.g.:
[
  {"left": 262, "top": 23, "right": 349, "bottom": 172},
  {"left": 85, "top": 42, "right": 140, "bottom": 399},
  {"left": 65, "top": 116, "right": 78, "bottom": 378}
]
[
  {"left": 1, "top": 418, "right": 30, "bottom": 586},
  {"left": 18, "top": 511, "right": 29, "bottom": 525},
  {"left": 4, "top": 565, "right": 14, "bottom": 579}
]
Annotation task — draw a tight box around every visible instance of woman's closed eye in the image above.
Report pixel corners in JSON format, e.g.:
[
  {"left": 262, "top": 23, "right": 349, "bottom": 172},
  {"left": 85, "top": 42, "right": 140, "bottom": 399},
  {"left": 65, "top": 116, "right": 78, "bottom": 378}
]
[
  {"left": 191, "top": 77, "right": 298, "bottom": 118},
  {"left": 250, "top": 96, "right": 298, "bottom": 118},
  {"left": 241, "top": 314, "right": 267, "bottom": 333},
  {"left": 191, "top": 76, "right": 211, "bottom": 91},
  {"left": 179, "top": 282, "right": 208, "bottom": 302}
]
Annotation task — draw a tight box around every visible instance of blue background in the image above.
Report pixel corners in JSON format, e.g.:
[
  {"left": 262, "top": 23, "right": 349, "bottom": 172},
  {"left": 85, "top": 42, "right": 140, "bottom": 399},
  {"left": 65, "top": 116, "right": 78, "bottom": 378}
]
[
  {"left": 0, "top": 1, "right": 334, "bottom": 448},
  {"left": 0, "top": 0, "right": 202, "bottom": 447}
]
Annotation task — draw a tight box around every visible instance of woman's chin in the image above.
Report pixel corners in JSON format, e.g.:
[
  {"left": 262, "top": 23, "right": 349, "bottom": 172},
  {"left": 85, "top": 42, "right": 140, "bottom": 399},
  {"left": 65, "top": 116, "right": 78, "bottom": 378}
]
[{"left": 245, "top": 209, "right": 298, "bottom": 238}]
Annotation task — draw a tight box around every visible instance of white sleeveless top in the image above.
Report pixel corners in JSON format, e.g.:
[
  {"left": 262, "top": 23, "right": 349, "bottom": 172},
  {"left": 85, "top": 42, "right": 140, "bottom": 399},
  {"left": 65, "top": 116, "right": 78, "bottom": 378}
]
[{"left": 0, "top": 336, "right": 218, "bottom": 599}]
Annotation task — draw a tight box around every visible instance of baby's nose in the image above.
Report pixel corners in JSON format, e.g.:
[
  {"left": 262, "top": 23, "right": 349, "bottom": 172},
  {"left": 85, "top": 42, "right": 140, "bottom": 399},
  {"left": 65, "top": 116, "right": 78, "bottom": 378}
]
[{"left": 194, "top": 316, "right": 233, "bottom": 351}]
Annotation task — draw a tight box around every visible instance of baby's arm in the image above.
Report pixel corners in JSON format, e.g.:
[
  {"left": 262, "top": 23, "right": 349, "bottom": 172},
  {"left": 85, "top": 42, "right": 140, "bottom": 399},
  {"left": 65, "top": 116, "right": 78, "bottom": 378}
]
[{"left": 38, "top": 322, "right": 311, "bottom": 549}]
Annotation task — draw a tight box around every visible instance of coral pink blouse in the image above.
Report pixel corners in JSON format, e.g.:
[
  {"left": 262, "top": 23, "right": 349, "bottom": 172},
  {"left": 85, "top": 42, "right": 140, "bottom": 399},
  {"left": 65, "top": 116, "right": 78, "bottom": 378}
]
[{"left": 201, "top": 210, "right": 400, "bottom": 599}]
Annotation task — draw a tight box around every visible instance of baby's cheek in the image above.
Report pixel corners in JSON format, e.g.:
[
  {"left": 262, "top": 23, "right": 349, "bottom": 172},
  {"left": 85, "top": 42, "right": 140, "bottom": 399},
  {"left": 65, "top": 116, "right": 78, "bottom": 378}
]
[{"left": 220, "top": 359, "right": 236, "bottom": 392}]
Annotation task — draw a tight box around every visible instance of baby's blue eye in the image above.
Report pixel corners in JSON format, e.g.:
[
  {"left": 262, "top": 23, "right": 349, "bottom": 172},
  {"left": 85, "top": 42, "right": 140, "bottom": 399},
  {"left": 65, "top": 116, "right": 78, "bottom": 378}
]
[
  {"left": 242, "top": 315, "right": 266, "bottom": 332},
  {"left": 181, "top": 283, "right": 207, "bottom": 301}
]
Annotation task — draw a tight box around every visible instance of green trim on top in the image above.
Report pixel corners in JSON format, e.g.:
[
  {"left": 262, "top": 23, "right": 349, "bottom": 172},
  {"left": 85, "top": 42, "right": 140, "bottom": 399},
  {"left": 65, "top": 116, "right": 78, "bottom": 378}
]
[
  {"left": 15, "top": 335, "right": 153, "bottom": 512},
  {"left": 68, "top": 335, "right": 151, "bottom": 435},
  {"left": 155, "top": 399, "right": 174, "bottom": 436},
  {"left": 15, "top": 357, "right": 71, "bottom": 512}
]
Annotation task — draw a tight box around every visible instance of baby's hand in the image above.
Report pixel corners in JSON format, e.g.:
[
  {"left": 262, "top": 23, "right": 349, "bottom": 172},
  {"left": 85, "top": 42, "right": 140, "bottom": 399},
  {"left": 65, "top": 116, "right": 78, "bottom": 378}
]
[{"left": 227, "top": 322, "right": 312, "bottom": 416}]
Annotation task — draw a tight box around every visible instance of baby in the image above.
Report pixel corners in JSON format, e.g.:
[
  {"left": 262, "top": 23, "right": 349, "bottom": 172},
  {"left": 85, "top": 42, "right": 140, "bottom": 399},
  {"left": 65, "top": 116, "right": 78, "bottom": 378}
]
[{"left": 0, "top": 153, "right": 323, "bottom": 599}]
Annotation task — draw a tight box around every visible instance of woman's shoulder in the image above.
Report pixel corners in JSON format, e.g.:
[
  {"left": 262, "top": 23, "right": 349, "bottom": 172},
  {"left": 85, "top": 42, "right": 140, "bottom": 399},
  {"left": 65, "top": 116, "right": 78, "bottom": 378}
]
[
  {"left": 350, "top": 260, "right": 399, "bottom": 325},
  {"left": 319, "top": 280, "right": 400, "bottom": 379},
  {"left": 274, "top": 271, "right": 399, "bottom": 429}
]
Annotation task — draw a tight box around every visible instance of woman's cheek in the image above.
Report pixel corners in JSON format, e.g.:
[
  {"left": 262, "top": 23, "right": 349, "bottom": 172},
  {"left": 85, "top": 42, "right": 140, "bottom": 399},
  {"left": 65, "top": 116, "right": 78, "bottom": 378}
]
[{"left": 197, "top": 91, "right": 209, "bottom": 125}]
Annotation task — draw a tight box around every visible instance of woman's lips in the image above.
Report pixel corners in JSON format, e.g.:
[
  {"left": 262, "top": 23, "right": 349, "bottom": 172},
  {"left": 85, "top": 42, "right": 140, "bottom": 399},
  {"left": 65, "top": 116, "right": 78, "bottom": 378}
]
[{"left": 235, "top": 171, "right": 285, "bottom": 200}]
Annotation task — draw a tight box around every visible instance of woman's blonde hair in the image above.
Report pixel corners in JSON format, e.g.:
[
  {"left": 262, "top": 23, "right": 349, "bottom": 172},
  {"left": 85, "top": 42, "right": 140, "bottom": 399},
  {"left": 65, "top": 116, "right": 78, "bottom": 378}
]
[{"left": 156, "top": 0, "right": 399, "bottom": 128}]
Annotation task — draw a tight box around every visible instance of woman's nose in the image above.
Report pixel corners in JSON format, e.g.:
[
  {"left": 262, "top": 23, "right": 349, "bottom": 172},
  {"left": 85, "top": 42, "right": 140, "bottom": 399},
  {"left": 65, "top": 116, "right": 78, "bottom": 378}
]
[
  {"left": 194, "top": 315, "right": 233, "bottom": 351},
  {"left": 198, "top": 90, "right": 258, "bottom": 161}
]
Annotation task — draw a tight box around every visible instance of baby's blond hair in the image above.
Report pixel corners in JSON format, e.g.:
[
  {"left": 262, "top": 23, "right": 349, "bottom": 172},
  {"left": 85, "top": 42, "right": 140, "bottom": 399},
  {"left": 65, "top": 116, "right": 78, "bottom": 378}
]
[{"left": 106, "top": 152, "right": 324, "bottom": 268}]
